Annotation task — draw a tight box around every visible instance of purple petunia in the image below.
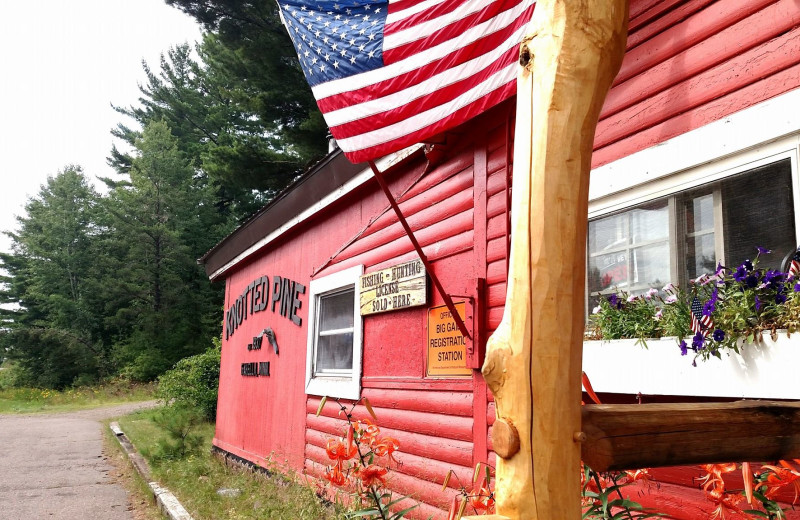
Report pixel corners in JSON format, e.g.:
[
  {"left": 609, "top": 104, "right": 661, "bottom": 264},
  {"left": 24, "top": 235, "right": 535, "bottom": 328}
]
[
  {"left": 608, "top": 294, "right": 620, "bottom": 309},
  {"left": 733, "top": 265, "right": 748, "bottom": 282},
  {"left": 692, "top": 332, "right": 705, "bottom": 351},
  {"left": 794, "top": 283, "right": 800, "bottom": 293},
  {"left": 712, "top": 329, "right": 725, "bottom": 342},
  {"left": 776, "top": 292, "right": 788, "bottom": 304},
  {"left": 744, "top": 259, "right": 754, "bottom": 271},
  {"left": 679, "top": 340, "right": 688, "bottom": 356},
  {"left": 755, "top": 295, "right": 762, "bottom": 311},
  {"left": 757, "top": 246, "right": 772, "bottom": 255},
  {"left": 746, "top": 274, "right": 759, "bottom": 288}
]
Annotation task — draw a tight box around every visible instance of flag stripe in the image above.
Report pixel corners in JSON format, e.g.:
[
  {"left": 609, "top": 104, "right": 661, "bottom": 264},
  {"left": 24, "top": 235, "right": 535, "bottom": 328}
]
[
  {"left": 310, "top": 0, "right": 532, "bottom": 100},
  {"left": 280, "top": 0, "right": 535, "bottom": 162},
  {"left": 321, "top": 32, "right": 522, "bottom": 127},
  {"left": 385, "top": 3, "right": 517, "bottom": 63},
  {"left": 315, "top": 18, "right": 525, "bottom": 115},
  {"left": 384, "top": 0, "right": 495, "bottom": 50},
  {"left": 341, "top": 80, "right": 516, "bottom": 162},
  {"left": 335, "top": 62, "right": 516, "bottom": 152}
]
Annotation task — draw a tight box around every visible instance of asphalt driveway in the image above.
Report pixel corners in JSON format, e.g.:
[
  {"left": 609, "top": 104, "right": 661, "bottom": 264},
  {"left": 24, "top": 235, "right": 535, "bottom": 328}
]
[{"left": 0, "top": 401, "right": 157, "bottom": 520}]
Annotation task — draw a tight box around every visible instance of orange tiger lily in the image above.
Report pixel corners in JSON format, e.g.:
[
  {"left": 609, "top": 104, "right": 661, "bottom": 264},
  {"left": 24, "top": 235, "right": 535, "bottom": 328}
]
[
  {"left": 325, "top": 437, "right": 358, "bottom": 463},
  {"left": 372, "top": 436, "right": 400, "bottom": 463},
  {"left": 758, "top": 463, "right": 800, "bottom": 503},
  {"left": 357, "top": 464, "right": 389, "bottom": 488},
  {"left": 323, "top": 464, "right": 348, "bottom": 486},
  {"left": 468, "top": 484, "right": 494, "bottom": 512}
]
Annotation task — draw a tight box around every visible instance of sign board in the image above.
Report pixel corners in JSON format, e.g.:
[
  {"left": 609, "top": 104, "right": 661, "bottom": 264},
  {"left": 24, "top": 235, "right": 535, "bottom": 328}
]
[
  {"left": 427, "top": 301, "right": 472, "bottom": 377},
  {"left": 359, "top": 259, "right": 427, "bottom": 316}
]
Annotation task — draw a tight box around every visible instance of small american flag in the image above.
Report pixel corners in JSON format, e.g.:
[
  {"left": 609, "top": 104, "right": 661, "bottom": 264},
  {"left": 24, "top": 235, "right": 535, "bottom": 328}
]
[
  {"left": 788, "top": 248, "right": 800, "bottom": 278},
  {"left": 278, "top": 0, "right": 535, "bottom": 163},
  {"left": 690, "top": 296, "right": 713, "bottom": 337}
]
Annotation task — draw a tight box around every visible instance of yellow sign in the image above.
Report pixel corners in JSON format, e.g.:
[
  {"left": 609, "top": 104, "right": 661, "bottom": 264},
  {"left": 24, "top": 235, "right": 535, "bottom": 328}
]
[
  {"left": 427, "top": 302, "right": 471, "bottom": 377},
  {"left": 359, "top": 259, "right": 427, "bottom": 316}
]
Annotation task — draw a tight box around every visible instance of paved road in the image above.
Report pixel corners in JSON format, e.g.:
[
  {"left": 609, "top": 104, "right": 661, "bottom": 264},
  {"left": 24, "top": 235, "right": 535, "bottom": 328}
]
[{"left": 0, "top": 401, "right": 157, "bottom": 520}]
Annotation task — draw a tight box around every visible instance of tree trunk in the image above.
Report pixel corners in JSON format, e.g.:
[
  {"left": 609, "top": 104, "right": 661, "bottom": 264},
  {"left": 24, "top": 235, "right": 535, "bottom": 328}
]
[{"left": 481, "top": 2, "right": 628, "bottom": 519}]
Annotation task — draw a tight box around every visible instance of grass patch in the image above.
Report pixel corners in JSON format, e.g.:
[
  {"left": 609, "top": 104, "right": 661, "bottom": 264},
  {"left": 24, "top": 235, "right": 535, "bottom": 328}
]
[
  {"left": 0, "top": 381, "right": 155, "bottom": 414},
  {"left": 118, "top": 408, "right": 348, "bottom": 520}
]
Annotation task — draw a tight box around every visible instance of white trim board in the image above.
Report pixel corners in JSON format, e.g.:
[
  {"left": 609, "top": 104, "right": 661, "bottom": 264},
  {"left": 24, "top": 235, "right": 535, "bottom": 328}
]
[{"left": 589, "top": 87, "right": 800, "bottom": 207}]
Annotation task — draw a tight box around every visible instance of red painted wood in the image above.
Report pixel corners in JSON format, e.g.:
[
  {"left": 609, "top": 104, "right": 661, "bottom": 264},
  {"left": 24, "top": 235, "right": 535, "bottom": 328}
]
[
  {"left": 487, "top": 307, "right": 504, "bottom": 331},
  {"left": 307, "top": 413, "right": 474, "bottom": 467},
  {"left": 362, "top": 388, "right": 473, "bottom": 415},
  {"left": 614, "top": 0, "right": 774, "bottom": 85},
  {"left": 593, "top": 60, "right": 800, "bottom": 168},
  {"left": 627, "top": 0, "right": 716, "bottom": 50},
  {"left": 352, "top": 168, "right": 473, "bottom": 246},
  {"left": 486, "top": 261, "right": 506, "bottom": 287},
  {"left": 628, "top": 0, "right": 661, "bottom": 23},
  {"left": 628, "top": 0, "right": 687, "bottom": 34},
  {"left": 596, "top": 25, "right": 800, "bottom": 150},
  {"left": 305, "top": 434, "right": 473, "bottom": 491},
  {"left": 486, "top": 236, "right": 506, "bottom": 264},
  {"left": 320, "top": 211, "right": 474, "bottom": 275},
  {"left": 361, "top": 377, "right": 474, "bottom": 391},
  {"left": 486, "top": 190, "right": 507, "bottom": 220},
  {"left": 340, "top": 184, "right": 473, "bottom": 260},
  {"left": 603, "top": 0, "right": 800, "bottom": 120},
  {"left": 310, "top": 404, "right": 474, "bottom": 442}
]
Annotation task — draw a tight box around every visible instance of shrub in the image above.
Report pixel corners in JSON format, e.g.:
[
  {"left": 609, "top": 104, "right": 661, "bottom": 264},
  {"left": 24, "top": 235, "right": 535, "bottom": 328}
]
[{"left": 157, "top": 338, "right": 221, "bottom": 421}]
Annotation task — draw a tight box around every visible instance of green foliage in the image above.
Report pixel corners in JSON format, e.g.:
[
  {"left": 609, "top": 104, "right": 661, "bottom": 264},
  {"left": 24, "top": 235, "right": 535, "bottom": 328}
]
[
  {"left": 157, "top": 338, "right": 221, "bottom": 421},
  {"left": 581, "top": 466, "right": 664, "bottom": 519},
  {"left": 151, "top": 404, "right": 206, "bottom": 461},
  {"left": 590, "top": 284, "right": 691, "bottom": 347},
  {"left": 118, "top": 408, "right": 346, "bottom": 519},
  {"left": 0, "top": 380, "right": 154, "bottom": 414},
  {"left": 590, "top": 248, "right": 800, "bottom": 362},
  {"left": 0, "top": 167, "right": 112, "bottom": 388}
]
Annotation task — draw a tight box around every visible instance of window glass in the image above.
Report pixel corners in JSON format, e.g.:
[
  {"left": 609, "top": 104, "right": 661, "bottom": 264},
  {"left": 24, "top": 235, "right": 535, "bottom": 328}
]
[
  {"left": 722, "top": 159, "right": 795, "bottom": 271},
  {"left": 588, "top": 158, "right": 796, "bottom": 314},
  {"left": 588, "top": 201, "right": 669, "bottom": 304},
  {"left": 682, "top": 192, "right": 716, "bottom": 280},
  {"left": 315, "top": 289, "right": 355, "bottom": 373}
]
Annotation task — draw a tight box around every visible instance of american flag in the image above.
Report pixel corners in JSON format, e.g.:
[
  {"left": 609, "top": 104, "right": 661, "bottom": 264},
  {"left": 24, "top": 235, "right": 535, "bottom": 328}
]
[
  {"left": 690, "top": 296, "right": 713, "bottom": 337},
  {"left": 278, "top": 0, "right": 535, "bottom": 163},
  {"left": 788, "top": 248, "right": 800, "bottom": 278}
]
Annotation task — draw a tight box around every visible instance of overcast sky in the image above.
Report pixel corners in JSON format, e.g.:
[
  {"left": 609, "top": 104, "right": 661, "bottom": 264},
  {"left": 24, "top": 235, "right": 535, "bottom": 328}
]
[{"left": 0, "top": 1, "right": 203, "bottom": 254}]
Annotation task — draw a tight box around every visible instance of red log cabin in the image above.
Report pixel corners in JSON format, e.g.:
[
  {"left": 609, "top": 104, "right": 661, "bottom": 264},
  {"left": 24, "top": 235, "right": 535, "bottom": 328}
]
[{"left": 199, "top": 1, "right": 800, "bottom": 518}]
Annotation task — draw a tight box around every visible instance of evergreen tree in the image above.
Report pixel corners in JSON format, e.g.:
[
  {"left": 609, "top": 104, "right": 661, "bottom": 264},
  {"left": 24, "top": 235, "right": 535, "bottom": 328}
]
[
  {"left": 103, "top": 120, "right": 222, "bottom": 381},
  {"left": 0, "top": 167, "right": 109, "bottom": 388}
]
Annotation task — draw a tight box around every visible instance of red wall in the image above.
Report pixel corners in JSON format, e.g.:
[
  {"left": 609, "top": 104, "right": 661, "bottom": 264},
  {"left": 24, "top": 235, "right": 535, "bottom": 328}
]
[{"left": 214, "top": 0, "right": 800, "bottom": 517}]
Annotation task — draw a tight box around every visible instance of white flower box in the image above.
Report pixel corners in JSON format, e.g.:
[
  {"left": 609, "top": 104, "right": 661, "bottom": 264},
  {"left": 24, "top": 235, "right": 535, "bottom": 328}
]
[{"left": 582, "top": 332, "right": 800, "bottom": 400}]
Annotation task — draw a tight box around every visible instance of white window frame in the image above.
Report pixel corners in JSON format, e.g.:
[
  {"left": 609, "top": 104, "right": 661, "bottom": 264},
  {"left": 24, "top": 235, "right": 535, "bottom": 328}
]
[{"left": 305, "top": 264, "right": 363, "bottom": 399}]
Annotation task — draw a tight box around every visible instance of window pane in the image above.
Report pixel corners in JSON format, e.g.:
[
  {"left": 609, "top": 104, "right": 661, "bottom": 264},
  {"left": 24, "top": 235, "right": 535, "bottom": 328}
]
[
  {"left": 315, "top": 332, "right": 354, "bottom": 371},
  {"left": 630, "top": 203, "right": 669, "bottom": 244},
  {"left": 319, "top": 290, "right": 354, "bottom": 331},
  {"left": 686, "top": 193, "right": 714, "bottom": 234},
  {"left": 589, "top": 213, "right": 628, "bottom": 252},
  {"left": 588, "top": 251, "right": 629, "bottom": 292},
  {"left": 588, "top": 201, "right": 669, "bottom": 295},
  {"left": 631, "top": 242, "right": 670, "bottom": 288},
  {"left": 722, "top": 159, "right": 795, "bottom": 271},
  {"left": 686, "top": 233, "right": 716, "bottom": 280}
]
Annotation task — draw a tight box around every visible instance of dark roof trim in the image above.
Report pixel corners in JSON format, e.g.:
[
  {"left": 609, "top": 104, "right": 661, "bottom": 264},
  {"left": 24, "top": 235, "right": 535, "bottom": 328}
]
[{"left": 199, "top": 146, "right": 424, "bottom": 281}]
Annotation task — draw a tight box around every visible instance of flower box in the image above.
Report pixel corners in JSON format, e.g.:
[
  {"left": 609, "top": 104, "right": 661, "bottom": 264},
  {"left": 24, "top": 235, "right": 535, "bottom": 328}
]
[{"left": 582, "top": 332, "right": 800, "bottom": 400}]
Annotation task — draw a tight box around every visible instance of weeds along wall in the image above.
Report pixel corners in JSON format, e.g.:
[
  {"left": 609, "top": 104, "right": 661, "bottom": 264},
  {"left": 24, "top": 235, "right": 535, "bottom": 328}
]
[{"left": 205, "top": 0, "right": 800, "bottom": 517}]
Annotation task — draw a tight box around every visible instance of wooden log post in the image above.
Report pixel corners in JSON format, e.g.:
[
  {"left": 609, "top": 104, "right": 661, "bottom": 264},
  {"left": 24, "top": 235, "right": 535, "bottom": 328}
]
[{"left": 480, "top": 2, "right": 628, "bottom": 519}]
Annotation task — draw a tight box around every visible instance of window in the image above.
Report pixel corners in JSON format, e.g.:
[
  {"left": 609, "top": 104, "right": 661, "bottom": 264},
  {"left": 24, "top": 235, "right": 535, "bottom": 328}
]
[
  {"left": 305, "top": 265, "right": 363, "bottom": 399},
  {"left": 588, "top": 159, "right": 796, "bottom": 309}
]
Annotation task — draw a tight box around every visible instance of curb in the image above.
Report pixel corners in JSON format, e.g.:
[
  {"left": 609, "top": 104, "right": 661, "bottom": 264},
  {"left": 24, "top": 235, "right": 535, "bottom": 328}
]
[{"left": 110, "top": 421, "right": 195, "bottom": 520}]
